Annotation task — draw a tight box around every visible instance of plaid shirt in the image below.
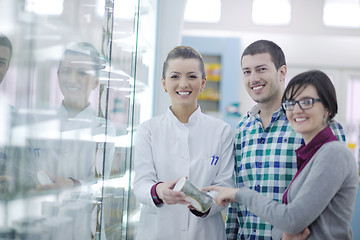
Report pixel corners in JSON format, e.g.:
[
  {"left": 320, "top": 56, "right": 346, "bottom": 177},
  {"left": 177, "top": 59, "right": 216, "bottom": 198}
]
[{"left": 226, "top": 105, "right": 346, "bottom": 240}]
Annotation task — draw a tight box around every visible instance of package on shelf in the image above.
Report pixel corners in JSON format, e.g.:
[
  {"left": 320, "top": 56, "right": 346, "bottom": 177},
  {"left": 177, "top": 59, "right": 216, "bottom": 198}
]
[
  {"left": 198, "top": 87, "right": 220, "bottom": 101},
  {"left": 205, "top": 63, "right": 221, "bottom": 82}
]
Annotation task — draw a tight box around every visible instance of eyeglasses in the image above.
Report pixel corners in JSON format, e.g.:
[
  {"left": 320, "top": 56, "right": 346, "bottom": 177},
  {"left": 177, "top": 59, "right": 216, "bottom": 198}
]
[{"left": 282, "top": 97, "right": 321, "bottom": 111}]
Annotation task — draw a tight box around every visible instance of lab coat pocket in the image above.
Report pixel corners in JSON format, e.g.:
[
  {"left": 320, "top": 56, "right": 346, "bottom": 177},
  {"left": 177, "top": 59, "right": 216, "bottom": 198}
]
[{"left": 136, "top": 205, "right": 158, "bottom": 240}]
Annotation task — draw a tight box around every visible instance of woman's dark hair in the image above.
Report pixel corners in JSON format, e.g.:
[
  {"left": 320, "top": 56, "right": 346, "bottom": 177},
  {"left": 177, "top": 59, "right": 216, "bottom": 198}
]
[
  {"left": 282, "top": 70, "right": 338, "bottom": 121},
  {"left": 162, "top": 46, "right": 206, "bottom": 79},
  {"left": 59, "top": 42, "right": 102, "bottom": 78}
]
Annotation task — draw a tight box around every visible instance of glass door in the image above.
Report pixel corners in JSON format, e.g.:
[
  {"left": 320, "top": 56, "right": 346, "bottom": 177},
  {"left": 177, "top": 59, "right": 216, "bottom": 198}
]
[{"left": 0, "top": 0, "right": 157, "bottom": 239}]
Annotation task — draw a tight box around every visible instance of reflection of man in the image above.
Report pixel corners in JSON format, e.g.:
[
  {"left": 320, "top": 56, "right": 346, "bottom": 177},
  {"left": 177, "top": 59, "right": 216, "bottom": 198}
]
[
  {"left": 0, "top": 33, "right": 13, "bottom": 193},
  {"left": 34, "top": 42, "right": 115, "bottom": 189},
  {"left": 0, "top": 33, "right": 12, "bottom": 84}
]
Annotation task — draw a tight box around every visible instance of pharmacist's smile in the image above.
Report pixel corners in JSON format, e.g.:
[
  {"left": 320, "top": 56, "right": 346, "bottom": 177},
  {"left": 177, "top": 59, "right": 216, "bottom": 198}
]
[
  {"left": 64, "top": 84, "right": 82, "bottom": 91},
  {"left": 177, "top": 91, "right": 191, "bottom": 96}
]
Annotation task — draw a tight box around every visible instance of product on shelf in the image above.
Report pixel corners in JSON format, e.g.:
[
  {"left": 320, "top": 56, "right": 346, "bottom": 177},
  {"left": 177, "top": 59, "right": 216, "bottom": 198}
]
[{"left": 205, "top": 63, "right": 221, "bottom": 82}]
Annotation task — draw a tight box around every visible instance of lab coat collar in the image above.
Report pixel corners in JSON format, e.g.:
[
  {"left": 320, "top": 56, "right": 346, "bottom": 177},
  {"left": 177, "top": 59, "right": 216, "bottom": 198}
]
[
  {"left": 58, "top": 102, "right": 96, "bottom": 119},
  {"left": 166, "top": 105, "right": 202, "bottom": 126}
]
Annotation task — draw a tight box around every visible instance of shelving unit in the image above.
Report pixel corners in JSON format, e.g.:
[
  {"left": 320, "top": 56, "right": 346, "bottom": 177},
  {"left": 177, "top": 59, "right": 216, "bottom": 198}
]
[
  {"left": 198, "top": 56, "right": 221, "bottom": 116},
  {"left": 182, "top": 36, "right": 241, "bottom": 128}
]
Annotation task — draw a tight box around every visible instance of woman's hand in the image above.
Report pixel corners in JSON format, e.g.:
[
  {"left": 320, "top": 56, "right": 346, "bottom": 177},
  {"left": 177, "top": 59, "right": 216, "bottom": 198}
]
[
  {"left": 202, "top": 185, "right": 239, "bottom": 207},
  {"left": 156, "top": 179, "right": 187, "bottom": 205},
  {"left": 282, "top": 228, "right": 310, "bottom": 240}
]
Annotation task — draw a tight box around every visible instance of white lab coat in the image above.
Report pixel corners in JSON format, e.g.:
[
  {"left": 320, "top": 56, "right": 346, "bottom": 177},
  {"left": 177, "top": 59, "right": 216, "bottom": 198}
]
[
  {"left": 56, "top": 104, "right": 115, "bottom": 181},
  {"left": 13, "top": 104, "right": 116, "bottom": 240},
  {"left": 29, "top": 104, "right": 115, "bottom": 184},
  {"left": 134, "top": 107, "right": 235, "bottom": 240}
]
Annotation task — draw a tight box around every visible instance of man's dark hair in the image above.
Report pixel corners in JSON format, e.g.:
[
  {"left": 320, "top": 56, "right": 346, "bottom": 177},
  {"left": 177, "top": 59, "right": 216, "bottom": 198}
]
[
  {"left": 59, "top": 42, "right": 102, "bottom": 78},
  {"left": 0, "top": 33, "right": 13, "bottom": 61},
  {"left": 241, "top": 40, "right": 286, "bottom": 70}
]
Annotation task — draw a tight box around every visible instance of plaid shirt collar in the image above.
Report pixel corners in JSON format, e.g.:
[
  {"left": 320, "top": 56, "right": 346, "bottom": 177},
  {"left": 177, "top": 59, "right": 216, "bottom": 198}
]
[{"left": 247, "top": 104, "right": 285, "bottom": 127}]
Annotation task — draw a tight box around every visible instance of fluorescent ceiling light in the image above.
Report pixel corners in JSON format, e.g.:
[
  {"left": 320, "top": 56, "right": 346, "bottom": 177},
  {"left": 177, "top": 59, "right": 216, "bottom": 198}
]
[
  {"left": 26, "top": 0, "right": 64, "bottom": 16},
  {"left": 184, "top": 0, "right": 221, "bottom": 23},
  {"left": 113, "top": 0, "right": 136, "bottom": 20},
  {"left": 252, "top": 0, "right": 291, "bottom": 25},
  {"left": 323, "top": 0, "right": 360, "bottom": 28}
]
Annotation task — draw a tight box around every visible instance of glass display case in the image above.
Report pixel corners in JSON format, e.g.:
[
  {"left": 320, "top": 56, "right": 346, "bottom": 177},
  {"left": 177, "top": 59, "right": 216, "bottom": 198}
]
[{"left": 0, "top": 0, "right": 157, "bottom": 239}]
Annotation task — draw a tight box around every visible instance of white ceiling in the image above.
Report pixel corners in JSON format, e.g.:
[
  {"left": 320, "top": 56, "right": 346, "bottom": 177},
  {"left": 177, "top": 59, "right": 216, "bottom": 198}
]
[{"left": 182, "top": 0, "right": 360, "bottom": 69}]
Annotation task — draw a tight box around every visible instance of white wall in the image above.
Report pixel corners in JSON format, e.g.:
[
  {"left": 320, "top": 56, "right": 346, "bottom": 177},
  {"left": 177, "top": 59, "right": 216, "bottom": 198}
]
[{"left": 153, "top": 0, "right": 188, "bottom": 116}]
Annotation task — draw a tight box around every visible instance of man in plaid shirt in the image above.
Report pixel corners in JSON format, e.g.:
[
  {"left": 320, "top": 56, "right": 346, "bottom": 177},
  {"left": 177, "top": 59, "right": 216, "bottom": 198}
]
[{"left": 225, "top": 40, "right": 346, "bottom": 240}]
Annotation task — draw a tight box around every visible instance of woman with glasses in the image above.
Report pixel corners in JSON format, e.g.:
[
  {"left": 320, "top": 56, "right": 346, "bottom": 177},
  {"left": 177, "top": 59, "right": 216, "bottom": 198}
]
[{"left": 204, "top": 70, "right": 358, "bottom": 240}]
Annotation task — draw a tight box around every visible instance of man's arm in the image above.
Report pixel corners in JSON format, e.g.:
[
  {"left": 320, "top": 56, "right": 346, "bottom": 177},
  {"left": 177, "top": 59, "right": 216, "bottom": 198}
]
[{"left": 329, "top": 120, "right": 346, "bottom": 142}]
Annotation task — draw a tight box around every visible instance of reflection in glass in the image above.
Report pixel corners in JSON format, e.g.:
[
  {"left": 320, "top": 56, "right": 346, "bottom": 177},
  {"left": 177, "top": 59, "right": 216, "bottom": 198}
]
[{"left": 0, "top": 0, "right": 157, "bottom": 238}]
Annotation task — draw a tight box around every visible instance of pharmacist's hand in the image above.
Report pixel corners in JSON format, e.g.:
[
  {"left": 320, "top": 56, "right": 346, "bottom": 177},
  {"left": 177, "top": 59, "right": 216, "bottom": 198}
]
[
  {"left": 0, "top": 175, "right": 14, "bottom": 192},
  {"left": 202, "top": 185, "right": 239, "bottom": 207},
  {"left": 187, "top": 204, "right": 196, "bottom": 211},
  {"left": 282, "top": 228, "right": 310, "bottom": 240},
  {"left": 35, "top": 171, "right": 74, "bottom": 190},
  {"left": 156, "top": 179, "right": 187, "bottom": 205}
]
